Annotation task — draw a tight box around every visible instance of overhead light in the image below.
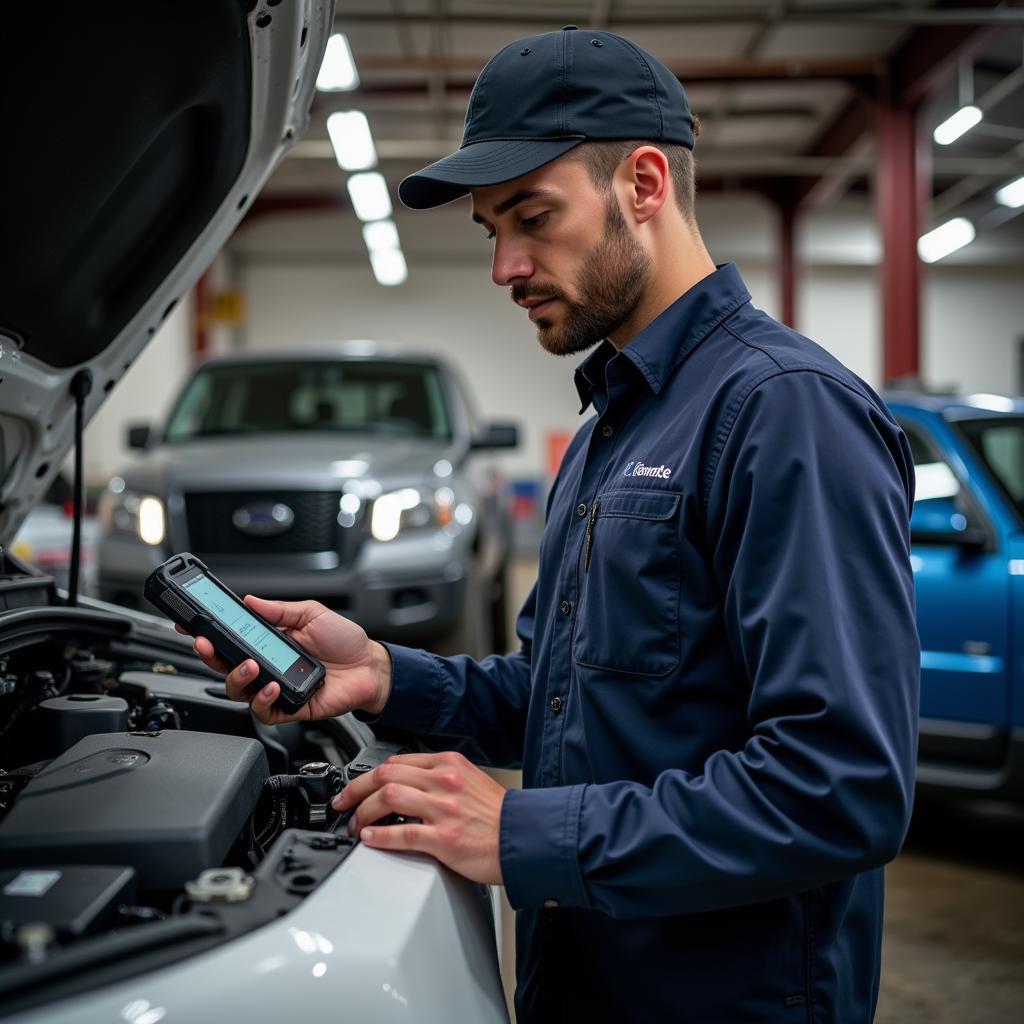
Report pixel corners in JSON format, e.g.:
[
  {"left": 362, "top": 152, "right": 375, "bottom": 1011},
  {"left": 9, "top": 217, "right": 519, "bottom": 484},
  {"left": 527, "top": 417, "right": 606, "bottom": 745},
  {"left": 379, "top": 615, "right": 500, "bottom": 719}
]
[
  {"left": 326, "top": 111, "right": 377, "bottom": 171},
  {"left": 933, "top": 105, "right": 982, "bottom": 145},
  {"left": 995, "top": 176, "right": 1024, "bottom": 209},
  {"left": 317, "top": 33, "right": 359, "bottom": 91},
  {"left": 362, "top": 219, "right": 400, "bottom": 252},
  {"left": 347, "top": 172, "right": 392, "bottom": 222},
  {"left": 370, "top": 248, "right": 408, "bottom": 287},
  {"left": 917, "top": 217, "right": 975, "bottom": 263}
]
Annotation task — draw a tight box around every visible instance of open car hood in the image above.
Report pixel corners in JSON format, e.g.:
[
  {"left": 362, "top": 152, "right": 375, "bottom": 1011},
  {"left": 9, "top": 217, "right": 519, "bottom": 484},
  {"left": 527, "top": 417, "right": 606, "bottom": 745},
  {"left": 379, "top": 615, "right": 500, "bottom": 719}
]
[{"left": 0, "top": 0, "right": 334, "bottom": 548}]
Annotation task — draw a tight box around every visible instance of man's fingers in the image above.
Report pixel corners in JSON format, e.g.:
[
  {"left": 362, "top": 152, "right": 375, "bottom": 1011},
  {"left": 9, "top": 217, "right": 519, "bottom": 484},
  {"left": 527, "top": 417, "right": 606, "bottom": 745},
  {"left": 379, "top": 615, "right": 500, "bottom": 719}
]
[
  {"left": 359, "top": 823, "right": 437, "bottom": 854},
  {"left": 333, "top": 760, "right": 435, "bottom": 811},
  {"left": 347, "top": 784, "right": 439, "bottom": 836},
  {"left": 381, "top": 752, "right": 458, "bottom": 769},
  {"left": 222, "top": 658, "right": 262, "bottom": 700},
  {"left": 243, "top": 595, "right": 320, "bottom": 632},
  {"left": 193, "top": 636, "right": 233, "bottom": 675},
  {"left": 246, "top": 680, "right": 294, "bottom": 724}
]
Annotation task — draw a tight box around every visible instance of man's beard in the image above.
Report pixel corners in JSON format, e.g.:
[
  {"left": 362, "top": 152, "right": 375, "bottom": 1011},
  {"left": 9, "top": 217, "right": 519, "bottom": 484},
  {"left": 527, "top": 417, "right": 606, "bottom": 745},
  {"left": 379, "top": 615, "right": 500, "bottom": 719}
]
[{"left": 512, "top": 197, "right": 651, "bottom": 357}]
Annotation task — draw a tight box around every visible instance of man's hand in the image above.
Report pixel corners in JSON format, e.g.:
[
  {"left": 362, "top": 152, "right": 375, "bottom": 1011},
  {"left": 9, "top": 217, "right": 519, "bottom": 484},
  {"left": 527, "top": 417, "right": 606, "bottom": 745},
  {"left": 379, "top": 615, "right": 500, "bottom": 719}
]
[
  {"left": 333, "top": 751, "right": 506, "bottom": 886},
  {"left": 182, "top": 596, "right": 392, "bottom": 725}
]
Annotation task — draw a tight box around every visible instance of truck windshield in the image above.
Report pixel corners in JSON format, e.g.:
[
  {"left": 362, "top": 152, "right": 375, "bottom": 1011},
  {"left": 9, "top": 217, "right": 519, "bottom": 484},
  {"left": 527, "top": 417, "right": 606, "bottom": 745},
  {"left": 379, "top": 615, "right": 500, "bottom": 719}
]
[
  {"left": 164, "top": 360, "right": 452, "bottom": 442},
  {"left": 955, "top": 417, "right": 1024, "bottom": 516}
]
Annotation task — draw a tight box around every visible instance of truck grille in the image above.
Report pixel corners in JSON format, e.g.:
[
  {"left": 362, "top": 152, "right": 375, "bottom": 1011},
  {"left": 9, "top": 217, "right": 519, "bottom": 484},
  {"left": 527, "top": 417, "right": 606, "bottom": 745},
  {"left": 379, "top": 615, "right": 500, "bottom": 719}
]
[{"left": 184, "top": 491, "right": 346, "bottom": 556}]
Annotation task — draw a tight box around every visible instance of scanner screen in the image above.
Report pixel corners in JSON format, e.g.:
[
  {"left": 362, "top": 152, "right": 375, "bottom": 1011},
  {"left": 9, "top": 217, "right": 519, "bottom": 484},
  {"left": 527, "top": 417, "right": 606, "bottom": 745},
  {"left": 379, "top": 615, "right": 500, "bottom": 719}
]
[{"left": 184, "top": 574, "right": 300, "bottom": 675}]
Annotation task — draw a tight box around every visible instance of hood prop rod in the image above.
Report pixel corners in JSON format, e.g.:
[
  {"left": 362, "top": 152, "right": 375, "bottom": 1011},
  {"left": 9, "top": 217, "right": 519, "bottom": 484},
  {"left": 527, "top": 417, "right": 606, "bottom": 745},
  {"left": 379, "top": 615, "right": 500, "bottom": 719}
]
[{"left": 67, "top": 369, "right": 92, "bottom": 606}]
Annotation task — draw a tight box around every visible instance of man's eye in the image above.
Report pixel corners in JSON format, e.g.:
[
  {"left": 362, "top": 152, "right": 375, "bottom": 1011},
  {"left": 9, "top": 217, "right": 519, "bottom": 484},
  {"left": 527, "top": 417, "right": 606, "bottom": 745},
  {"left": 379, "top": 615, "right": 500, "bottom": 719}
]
[{"left": 521, "top": 213, "right": 548, "bottom": 229}]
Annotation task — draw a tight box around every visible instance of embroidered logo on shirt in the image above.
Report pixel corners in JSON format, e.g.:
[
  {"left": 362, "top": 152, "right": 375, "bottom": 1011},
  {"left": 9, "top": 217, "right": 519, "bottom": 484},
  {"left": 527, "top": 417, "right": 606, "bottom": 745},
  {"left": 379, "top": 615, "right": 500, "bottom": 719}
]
[{"left": 623, "top": 460, "right": 673, "bottom": 480}]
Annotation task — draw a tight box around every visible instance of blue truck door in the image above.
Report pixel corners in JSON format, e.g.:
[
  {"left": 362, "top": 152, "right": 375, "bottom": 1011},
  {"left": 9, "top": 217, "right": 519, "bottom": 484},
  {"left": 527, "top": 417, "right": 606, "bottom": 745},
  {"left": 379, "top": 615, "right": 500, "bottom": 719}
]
[{"left": 900, "top": 418, "right": 1010, "bottom": 734}]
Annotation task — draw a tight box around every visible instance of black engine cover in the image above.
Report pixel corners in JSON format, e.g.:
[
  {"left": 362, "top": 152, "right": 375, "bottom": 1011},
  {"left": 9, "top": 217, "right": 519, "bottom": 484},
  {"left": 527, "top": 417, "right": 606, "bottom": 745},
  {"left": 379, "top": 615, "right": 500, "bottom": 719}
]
[{"left": 0, "top": 731, "right": 267, "bottom": 889}]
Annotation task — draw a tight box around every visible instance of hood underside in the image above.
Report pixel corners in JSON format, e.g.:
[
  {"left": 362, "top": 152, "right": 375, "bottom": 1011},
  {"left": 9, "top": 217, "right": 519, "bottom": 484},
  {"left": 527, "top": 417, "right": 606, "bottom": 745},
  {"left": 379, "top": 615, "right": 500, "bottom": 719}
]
[
  {"left": 0, "top": 0, "right": 334, "bottom": 546},
  {"left": 2, "top": 0, "right": 251, "bottom": 371}
]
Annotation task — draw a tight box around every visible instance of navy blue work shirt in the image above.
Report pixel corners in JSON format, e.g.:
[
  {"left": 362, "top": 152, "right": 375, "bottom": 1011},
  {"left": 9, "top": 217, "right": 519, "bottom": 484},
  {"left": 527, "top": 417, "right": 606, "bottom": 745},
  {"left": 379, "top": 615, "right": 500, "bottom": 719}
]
[{"left": 377, "top": 263, "right": 919, "bottom": 1023}]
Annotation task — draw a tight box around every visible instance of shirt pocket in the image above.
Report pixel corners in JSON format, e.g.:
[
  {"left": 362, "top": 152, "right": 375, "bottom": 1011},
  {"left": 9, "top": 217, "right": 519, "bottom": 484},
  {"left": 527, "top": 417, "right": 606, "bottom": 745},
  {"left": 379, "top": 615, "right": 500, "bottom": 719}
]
[{"left": 573, "top": 488, "right": 681, "bottom": 677}]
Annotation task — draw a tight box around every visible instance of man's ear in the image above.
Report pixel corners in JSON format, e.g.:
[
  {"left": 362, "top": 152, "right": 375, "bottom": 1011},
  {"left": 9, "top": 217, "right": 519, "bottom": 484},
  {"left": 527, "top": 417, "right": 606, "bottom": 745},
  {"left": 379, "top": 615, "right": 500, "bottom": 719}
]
[{"left": 620, "top": 146, "right": 671, "bottom": 226}]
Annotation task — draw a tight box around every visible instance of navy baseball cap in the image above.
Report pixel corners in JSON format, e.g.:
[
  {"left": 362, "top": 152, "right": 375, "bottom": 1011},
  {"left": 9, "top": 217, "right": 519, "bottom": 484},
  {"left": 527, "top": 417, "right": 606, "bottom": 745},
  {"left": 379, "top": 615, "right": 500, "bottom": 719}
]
[{"left": 398, "top": 26, "right": 695, "bottom": 210}]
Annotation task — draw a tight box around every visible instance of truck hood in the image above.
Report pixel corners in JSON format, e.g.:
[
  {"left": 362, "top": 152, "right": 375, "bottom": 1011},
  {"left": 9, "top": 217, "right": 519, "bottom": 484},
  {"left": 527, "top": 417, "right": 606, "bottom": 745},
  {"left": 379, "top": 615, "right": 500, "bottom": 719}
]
[
  {"left": 0, "top": 0, "right": 335, "bottom": 548},
  {"left": 117, "top": 435, "right": 464, "bottom": 495}
]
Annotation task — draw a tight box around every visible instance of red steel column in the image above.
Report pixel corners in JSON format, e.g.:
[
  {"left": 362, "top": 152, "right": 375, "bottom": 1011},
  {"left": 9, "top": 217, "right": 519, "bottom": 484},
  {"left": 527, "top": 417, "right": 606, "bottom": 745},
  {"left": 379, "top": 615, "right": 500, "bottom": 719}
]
[
  {"left": 193, "top": 270, "right": 210, "bottom": 360},
  {"left": 875, "top": 100, "right": 924, "bottom": 383},
  {"left": 779, "top": 201, "right": 797, "bottom": 329}
]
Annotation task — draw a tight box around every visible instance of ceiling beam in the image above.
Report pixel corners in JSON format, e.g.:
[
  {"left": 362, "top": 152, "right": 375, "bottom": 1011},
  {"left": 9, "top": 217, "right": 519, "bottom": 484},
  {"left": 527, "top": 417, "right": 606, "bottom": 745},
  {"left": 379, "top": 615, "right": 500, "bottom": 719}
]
[
  {"left": 351, "top": 55, "right": 881, "bottom": 85},
  {"left": 334, "top": 5, "right": 1024, "bottom": 28},
  {"left": 791, "top": 94, "right": 872, "bottom": 208},
  {"left": 790, "top": 0, "right": 1002, "bottom": 209},
  {"left": 885, "top": 4, "right": 1000, "bottom": 107},
  {"left": 285, "top": 137, "right": 1021, "bottom": 177}
]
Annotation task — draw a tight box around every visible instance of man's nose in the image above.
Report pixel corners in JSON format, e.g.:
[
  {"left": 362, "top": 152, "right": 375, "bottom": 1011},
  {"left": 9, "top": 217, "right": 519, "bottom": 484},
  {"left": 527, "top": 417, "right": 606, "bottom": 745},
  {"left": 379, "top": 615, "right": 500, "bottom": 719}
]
[{"left": 490, "top": 238, "right": 533, "bottom": 288}]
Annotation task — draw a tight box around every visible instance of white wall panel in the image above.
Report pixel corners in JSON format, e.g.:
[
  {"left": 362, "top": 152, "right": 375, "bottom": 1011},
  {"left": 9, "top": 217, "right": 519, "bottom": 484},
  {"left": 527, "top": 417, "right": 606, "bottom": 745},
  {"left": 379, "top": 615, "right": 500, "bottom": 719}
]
[{"left": 924, "top": 267, "right": 1024, "bottom": 394}]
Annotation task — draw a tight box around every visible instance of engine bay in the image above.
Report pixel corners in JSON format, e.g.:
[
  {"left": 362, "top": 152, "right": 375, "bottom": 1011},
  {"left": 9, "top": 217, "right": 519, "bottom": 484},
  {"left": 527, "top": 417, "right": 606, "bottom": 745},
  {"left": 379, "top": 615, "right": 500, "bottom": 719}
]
[{"left": 0, "top": 597, "right": 403, "bottom": 1015}]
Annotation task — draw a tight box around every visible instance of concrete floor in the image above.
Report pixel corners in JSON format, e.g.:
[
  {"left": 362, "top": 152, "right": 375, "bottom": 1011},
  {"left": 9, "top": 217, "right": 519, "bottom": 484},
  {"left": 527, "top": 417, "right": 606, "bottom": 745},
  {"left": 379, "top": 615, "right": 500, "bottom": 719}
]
[
  {"left": 501, "top": 557, "right": 1024, "bottom": 1021},
  {"left": 876, "top": 798, "right": 1024, "bottom": 1023}
]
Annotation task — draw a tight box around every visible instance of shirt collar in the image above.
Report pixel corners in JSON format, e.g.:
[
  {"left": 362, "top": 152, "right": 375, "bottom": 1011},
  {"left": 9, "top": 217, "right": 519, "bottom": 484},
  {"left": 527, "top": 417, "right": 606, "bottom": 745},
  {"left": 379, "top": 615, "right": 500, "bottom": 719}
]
[{"left": 573, "top": 263, "right": 751, "bottom": 413}]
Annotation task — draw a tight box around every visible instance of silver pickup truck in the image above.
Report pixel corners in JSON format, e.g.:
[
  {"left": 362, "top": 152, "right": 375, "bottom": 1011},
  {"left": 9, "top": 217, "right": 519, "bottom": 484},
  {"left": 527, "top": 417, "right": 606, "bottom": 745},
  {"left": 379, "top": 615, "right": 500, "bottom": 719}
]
[{"left": 98, "top": 346, "right": 518, "bottom": 658}]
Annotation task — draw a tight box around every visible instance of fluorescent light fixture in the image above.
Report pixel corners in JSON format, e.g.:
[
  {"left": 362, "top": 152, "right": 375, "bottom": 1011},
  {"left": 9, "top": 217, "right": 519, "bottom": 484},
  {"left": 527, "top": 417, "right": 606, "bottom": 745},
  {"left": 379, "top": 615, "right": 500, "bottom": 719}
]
[
  {"left": 370, "top": 248, "right": 408, "bottom": 286},
  {"left": 362, "top": 219, "right": 400, "bottom": 252},
  {"left": 917, "top": 217, "right": 975, "bottom": 263},
  {"left": 995, "top": 176, "right": 1024, "bottom": 209},
  {"left": 317, "top": 33, "right": 359, "bottom": 91},
  {"left": 933, "top": 105, "right": 982, "bottom": 145},
  {"left": 326, "top": 111, "right": 376, "bottom": 171},
  {"left": 347, "top": 172, "right": 392, "bottom": 222}
]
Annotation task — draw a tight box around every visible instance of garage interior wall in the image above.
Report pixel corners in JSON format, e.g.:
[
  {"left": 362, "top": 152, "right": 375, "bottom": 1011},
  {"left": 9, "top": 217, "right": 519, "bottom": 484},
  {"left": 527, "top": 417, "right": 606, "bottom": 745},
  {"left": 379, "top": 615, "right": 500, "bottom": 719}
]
[{"left": 83, "top": 193, "right": 1024, "bottom": 482}]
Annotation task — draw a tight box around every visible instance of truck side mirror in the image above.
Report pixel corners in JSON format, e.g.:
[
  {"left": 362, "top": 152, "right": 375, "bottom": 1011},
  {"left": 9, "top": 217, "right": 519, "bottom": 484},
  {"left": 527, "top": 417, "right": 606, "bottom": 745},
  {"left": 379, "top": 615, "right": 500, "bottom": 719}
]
[
  {"left": 911, "top": 497, "right": 987, "bottom": 552},
  {"left": 471, "top": 422, "right": 519, "bottom": 450},
  {"left": 126, "top": 423, "right": 152, "bottom": 450}
]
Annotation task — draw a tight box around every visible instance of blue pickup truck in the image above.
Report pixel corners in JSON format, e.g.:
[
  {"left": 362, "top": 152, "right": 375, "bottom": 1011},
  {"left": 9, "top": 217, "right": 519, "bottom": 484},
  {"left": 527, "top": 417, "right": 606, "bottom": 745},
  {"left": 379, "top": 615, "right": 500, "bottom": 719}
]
[{"left": 887, "top": 391, "right": 1024, "bottom": 802}]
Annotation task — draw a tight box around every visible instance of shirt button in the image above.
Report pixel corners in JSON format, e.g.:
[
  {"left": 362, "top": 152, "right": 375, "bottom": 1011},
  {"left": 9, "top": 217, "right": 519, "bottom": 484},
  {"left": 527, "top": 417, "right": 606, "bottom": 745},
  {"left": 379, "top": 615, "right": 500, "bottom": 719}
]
[
  {"left": 560, "top": 600, "right": 571, "bottom": 615},
  {"left": 601, "top": 424, "right": 614, "bottom": 438},
  {"left": 543, "top": 898, "right": 560, "bottom": 909},
  {"left": 576, "top": 503, "right": 587, "bottom": 517},
  {"left": 549, "top": 696, "right": 563, "bottom": 713}
]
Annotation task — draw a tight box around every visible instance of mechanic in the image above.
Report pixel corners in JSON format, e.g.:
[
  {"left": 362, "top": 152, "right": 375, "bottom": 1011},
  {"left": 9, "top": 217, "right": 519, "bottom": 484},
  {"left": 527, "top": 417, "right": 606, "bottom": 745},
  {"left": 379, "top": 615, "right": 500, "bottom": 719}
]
[{"left": 198, "top": 27, "right": 920, "bottom": 1023}]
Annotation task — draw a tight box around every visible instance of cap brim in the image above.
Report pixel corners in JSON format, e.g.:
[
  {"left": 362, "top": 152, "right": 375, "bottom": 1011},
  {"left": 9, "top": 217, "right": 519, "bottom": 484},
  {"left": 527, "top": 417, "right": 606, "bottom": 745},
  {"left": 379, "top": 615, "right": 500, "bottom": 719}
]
[{"left": 398, "top": 137, "right": 586, "bottom": 210}]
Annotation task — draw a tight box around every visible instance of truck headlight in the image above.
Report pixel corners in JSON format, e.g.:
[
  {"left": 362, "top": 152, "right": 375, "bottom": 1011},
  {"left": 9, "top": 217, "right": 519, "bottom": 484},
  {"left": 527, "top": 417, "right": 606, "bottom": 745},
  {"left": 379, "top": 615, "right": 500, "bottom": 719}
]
[
  {"left": 371, "top": 487, "right": 459, "bottom": 542},
  {"left": 98, "top": 482, "right": 166, "bottom": 546}
]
